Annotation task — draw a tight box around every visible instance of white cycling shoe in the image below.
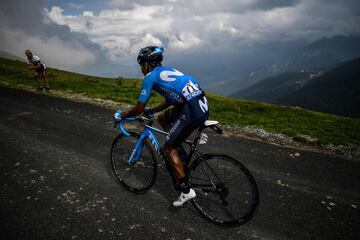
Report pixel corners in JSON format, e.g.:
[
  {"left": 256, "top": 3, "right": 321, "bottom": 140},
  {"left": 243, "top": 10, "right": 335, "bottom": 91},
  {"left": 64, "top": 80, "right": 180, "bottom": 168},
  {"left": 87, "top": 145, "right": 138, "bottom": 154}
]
[{"left": 173, "top": 188, "right": 196, "bottom": 207}]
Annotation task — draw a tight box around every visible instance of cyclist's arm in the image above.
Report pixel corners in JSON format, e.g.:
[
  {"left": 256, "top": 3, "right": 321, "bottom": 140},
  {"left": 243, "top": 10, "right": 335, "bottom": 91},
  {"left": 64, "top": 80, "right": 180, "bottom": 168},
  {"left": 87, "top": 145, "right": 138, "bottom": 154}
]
[
  {"left": 28, "top": 64, "right": 41, "bottom": 70},
  {"left": 122, "top": 74, "right": 153, "bottom": 118},
  {"left": 149, "top": 100, "right": 171, "bottom": 113},
  {"left": 26, "top": 60, "right": 34, "bottom": 69},
  {"left": 121, "top": 102, "right": 145, "bottom": 118}
]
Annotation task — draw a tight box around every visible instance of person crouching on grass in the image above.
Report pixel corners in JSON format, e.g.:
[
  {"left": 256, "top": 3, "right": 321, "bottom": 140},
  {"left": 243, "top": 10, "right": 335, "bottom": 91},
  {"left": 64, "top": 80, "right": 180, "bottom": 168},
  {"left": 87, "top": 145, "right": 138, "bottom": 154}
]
[{"left": 25, "top": 50, "right": 50, "bottom": 91}]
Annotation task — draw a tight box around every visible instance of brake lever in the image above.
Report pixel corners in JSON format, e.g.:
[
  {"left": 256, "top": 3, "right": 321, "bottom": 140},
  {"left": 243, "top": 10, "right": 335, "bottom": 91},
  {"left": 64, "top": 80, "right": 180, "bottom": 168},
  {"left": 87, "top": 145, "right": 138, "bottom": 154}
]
[{"left": 139, "top": 115, "right": 154, "bottom": 125}]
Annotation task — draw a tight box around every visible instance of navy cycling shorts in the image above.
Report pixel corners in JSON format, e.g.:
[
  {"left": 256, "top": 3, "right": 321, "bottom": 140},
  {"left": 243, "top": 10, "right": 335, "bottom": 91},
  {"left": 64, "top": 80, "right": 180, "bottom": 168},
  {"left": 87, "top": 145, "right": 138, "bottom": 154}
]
[{"left": 165, "top": 95, "right": 209, "bottom": 147}]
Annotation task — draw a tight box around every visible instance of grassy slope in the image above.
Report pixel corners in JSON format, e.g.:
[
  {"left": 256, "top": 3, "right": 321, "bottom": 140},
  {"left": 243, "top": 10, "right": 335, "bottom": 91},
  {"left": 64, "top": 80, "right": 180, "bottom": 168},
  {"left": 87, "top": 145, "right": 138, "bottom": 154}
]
[{"left": 1, "top": 57, "right": 359, "bottom": 147}]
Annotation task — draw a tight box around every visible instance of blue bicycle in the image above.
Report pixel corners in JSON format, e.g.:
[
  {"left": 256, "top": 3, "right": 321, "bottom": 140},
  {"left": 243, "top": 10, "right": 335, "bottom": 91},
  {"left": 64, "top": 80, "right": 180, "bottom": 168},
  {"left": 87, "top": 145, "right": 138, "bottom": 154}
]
[{"left": 110, "top": 115, "right": 259, "bottom": 227}]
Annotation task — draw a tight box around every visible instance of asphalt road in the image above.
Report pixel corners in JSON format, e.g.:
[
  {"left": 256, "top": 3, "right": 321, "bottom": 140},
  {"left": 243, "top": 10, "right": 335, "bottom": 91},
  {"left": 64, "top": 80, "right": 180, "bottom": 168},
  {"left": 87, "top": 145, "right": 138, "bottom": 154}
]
[{"left": 1, "top": 86, "right": 359, "bottom": 240}]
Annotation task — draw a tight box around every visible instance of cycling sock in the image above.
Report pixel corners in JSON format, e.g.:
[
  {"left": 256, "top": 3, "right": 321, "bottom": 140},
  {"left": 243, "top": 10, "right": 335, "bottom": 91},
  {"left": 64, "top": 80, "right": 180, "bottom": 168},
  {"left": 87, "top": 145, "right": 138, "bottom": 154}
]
[
  {"left": 178, "top": 177, "right": 190, "bottom": 194},
  {"left": 165, "top": 160, "right": 177, "bottom": 185}
]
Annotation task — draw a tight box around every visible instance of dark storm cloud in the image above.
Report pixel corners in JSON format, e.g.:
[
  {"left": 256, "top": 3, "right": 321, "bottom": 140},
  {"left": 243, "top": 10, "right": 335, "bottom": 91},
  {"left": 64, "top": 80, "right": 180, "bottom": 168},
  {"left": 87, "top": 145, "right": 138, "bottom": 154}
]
[
  {"left": 109, "top": 0, "right": 302, "bottom": 12},
  {"left": 253, "top": 0, "right": 301, "bottom": 10},
  {"left": 44, "top": 0, "right": 360, "bottom": 82}
]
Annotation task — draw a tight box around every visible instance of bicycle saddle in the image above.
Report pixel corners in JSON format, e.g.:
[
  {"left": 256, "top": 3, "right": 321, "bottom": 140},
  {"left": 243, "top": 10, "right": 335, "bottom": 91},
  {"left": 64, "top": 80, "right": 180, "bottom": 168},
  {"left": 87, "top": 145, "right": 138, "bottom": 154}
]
[
  {"left": 201, "top": 120, "right": 223, "bottom": 134},
  {"left": 204, "top": 120, "right": 219, "bottom": 126}
]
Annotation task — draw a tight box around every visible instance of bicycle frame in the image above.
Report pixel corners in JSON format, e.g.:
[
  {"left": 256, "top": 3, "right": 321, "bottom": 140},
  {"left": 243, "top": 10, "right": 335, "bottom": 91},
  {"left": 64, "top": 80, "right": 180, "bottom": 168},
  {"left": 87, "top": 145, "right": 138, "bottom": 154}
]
[
  {"left": 128, "top": 124, "right": 167, "bottom": 166},
  {"left": 119, "top": 118, "right": 202, "bottom": 167}
]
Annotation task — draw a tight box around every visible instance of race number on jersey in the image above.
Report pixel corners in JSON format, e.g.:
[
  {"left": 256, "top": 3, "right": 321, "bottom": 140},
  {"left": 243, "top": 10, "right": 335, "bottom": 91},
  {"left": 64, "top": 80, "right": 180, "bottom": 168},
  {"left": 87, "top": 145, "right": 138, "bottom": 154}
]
[{"left": 181, "top": 80, "right": 202, "bottom": 101}]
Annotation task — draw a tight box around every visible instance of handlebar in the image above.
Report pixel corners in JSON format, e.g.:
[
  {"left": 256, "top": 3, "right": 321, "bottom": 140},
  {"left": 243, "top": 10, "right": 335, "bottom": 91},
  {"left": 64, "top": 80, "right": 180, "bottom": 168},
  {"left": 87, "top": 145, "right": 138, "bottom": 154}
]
[
  {"left": 115, "top": 115, "right": 153, "bottom": 137},
  {"left": 119, "top": 118, "right": 135, "bottom": 137}
]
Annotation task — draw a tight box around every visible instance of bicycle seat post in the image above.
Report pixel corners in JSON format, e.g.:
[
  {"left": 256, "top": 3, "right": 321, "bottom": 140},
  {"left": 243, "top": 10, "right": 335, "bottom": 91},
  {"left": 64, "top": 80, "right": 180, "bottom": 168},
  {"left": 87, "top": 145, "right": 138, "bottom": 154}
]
[{"left": 194, "top": 125, "right": 206, "bottom": 145}]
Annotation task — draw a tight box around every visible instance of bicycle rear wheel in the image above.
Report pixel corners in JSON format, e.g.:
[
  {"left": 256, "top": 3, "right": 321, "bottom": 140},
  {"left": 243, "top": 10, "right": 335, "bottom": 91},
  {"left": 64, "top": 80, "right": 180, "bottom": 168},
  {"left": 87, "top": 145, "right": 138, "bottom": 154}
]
[
  {"left": 188, "top": 153, "right": 259, "bottom": 226},
  {"left": 111, "top": 132, "right": 157, "bottom": 193}
]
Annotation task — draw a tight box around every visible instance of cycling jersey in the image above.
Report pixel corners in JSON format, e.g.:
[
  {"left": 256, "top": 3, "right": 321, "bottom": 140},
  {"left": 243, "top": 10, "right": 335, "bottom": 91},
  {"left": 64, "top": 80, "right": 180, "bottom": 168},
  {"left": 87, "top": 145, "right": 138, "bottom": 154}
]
[
  {"left": 27, "top": 55, "right": 46, "bottom": 69},
  {"left": 138, "top": 66, "right": 203, "bottom": 105}
]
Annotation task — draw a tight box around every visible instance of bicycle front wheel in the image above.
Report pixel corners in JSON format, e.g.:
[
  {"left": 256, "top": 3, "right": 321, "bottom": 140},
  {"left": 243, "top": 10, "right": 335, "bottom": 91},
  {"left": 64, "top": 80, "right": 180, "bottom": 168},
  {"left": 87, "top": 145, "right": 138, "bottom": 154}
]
[
  {"left": 188, "top": 153, "right": 259, "bottom": 226},
  {"left": 111, "top": 132, "right": 157, "bottom": 193}
]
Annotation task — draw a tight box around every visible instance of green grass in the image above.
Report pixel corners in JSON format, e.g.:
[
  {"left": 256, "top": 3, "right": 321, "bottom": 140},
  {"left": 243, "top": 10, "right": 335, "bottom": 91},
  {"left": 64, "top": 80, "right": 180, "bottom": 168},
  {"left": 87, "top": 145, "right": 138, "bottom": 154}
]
[{"left": 1, "top": 57, "right": 359, "bottom": 147}]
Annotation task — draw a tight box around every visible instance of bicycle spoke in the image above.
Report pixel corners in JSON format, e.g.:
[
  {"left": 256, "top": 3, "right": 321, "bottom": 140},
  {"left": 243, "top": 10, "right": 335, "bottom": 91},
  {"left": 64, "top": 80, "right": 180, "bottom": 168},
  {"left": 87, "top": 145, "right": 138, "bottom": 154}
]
[
  {"left": 189, "top": 153, "right": 259, "bottom": 226},
  {"left": 195, "top": 191, "right": 237, "bottom": 221},
  {"left": 191, "top": 184, "right": 218, "bottom": 193},
  {"left": 111, "top": 133, "right": 157, "bottom": 193}
]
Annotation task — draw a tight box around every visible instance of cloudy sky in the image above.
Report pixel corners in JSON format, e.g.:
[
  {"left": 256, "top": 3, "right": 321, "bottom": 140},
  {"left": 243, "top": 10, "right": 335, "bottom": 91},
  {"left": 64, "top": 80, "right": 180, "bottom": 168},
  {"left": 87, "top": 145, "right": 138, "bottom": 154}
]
[{"left": 1, "top": 0, "right": 359, "bottom": 94}]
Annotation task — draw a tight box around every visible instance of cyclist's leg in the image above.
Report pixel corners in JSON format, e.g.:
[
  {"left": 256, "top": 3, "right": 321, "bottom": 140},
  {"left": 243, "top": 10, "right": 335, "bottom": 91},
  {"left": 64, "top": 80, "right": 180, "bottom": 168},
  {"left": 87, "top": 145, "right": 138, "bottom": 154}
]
[
  {"left": 163, "top": 143, "right": 186, "bottom": 179},
  {"left": 42, "top": 67, "right": 49, "bottom": 89},
  {"left": 164, "top": 96, "right": 208, "bottom": 176},
  {"left": 164, "top": 105, "right": 205, "bottom": 206},
  {"left": 158, "top": 107, "right": 188, "bottom": 163},
  {"left": 157, "top": 112, "right": 169, "bottom": 131},
  {"left": 33, "top": 69, "right": 43, "bottom": 90},
  {"left": 164, "top": 116, "right": 192, "bottom": 181},
  {"left": 157, "top": 106, "right": 180, "bottom": 131},
  {"left": 36, "top": 65, "right": 48, "bottom": 89},
  {"left": 164, "top": 140, "right": 196, "bottom": 206}
]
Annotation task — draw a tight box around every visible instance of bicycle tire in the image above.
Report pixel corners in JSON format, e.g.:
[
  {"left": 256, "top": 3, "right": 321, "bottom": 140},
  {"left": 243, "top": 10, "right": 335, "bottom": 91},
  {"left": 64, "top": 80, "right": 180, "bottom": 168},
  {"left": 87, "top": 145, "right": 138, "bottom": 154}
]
[
  {"left": 188, "top": 153, "right": 259, "bottom": 227},
  {"left": 111, "top": 132, "right": 157, "bottom": 193}
]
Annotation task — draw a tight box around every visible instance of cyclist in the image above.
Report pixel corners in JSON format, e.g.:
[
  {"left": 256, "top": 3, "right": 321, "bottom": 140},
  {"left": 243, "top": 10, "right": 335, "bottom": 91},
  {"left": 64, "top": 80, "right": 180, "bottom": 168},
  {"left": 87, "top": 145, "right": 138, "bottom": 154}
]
[
  {"left": 113, "top": 46, "right": 209, "bottom": 207},
  {"left": 25, "top": 50, "right": 50, "bottom": 91}
]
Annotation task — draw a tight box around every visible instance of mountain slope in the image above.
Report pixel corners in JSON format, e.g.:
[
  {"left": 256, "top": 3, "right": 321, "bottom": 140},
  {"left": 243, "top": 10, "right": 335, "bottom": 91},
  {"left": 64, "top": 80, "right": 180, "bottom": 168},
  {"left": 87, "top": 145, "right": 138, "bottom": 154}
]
[
  {"left": 279, "top": 58, "right": 360, "bottom": 117},
  {"left": 230, "top": 71, "right": 315, "bottom": 102},
  {"left": 227, "top": 36, "right": 360, "bottom": 96},
  {"left": 268, "top": 36, "right": 360, "bottom": 74},
  {"left": 0, "top": 51, "right": 25, "bottom": 62}
]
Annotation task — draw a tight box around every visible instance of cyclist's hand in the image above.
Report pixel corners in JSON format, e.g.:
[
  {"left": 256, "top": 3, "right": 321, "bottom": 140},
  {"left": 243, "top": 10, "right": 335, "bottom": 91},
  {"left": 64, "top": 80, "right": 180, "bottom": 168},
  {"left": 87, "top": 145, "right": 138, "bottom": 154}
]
[
  {"left": 143, "top": 107, "right": 154, "bottom": 119},
  {"left": 113, "top": 110, "right": 122, "bottom": 127}
]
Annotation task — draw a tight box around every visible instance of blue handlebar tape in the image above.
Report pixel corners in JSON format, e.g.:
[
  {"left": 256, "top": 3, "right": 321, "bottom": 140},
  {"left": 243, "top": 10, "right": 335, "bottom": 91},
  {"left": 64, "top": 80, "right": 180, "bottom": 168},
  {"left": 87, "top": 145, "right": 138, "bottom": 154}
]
[{"left": 119, "top": 118, "right": 136, "bottom": 137}]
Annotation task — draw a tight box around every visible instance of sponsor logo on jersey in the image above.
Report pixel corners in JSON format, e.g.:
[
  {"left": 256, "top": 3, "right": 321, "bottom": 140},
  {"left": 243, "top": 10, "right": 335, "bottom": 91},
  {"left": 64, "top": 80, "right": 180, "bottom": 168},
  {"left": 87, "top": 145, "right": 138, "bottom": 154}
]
[
  {"left": 160, "top": 69, "right": 184, "bottom": 81},
  {"left": 199, "top": 96, "right": 208, "bottom": 113},
  {"left": 159, "top": 87, "right": 184, "bottom": 103}
]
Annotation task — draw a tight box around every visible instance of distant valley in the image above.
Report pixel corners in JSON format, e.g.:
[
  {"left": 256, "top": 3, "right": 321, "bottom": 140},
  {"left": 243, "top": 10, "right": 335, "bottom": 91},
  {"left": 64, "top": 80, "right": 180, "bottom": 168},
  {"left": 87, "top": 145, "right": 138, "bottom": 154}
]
[{"left": 232, "top": 57, "right": 360, "bottom": 118}]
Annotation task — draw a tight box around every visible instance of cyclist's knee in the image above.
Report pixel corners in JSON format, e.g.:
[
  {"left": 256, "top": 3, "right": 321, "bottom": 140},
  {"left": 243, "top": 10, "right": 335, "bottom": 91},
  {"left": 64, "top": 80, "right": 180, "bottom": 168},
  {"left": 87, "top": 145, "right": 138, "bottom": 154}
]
[
  {"left": 163, "top": 143, "right": 174, "bottom": 155},
  {"left": 157, "top": 112, "right": 169, "bottom": 130},
  {"left": 164, "top": 143, "right": 181, "bottom": 160}
]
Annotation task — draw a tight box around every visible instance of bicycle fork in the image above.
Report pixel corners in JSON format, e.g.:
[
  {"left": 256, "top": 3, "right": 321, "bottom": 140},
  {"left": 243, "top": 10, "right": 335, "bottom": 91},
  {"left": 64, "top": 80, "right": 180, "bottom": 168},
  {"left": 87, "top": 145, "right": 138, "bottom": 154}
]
[{"left": 127, "top": 134, "right": 147, "bottom": 166}]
